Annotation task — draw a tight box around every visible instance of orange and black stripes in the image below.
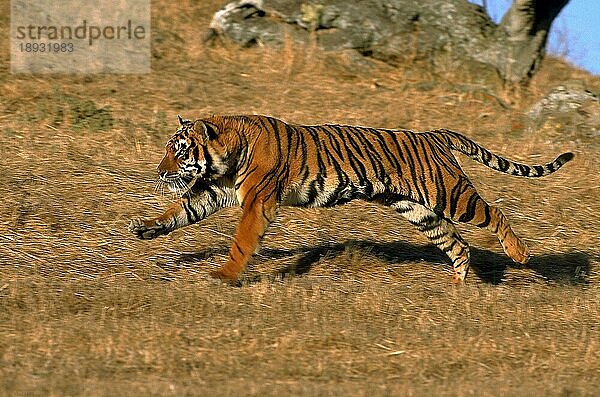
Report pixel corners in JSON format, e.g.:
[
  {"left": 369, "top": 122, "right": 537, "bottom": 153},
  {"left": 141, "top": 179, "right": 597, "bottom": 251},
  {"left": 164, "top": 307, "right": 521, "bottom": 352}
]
[
  {"left": 130, "top": 114, "right": 573, "bottom": 283},
  {"left": 434, "top": 129, "right": 574, "bottom": 177}
]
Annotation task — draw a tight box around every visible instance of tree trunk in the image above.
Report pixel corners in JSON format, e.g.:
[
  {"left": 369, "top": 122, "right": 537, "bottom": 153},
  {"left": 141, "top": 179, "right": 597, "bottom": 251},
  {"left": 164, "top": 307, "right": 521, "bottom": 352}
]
[{"left": 497, "top": 0, "right": 569, "bottom": 82}]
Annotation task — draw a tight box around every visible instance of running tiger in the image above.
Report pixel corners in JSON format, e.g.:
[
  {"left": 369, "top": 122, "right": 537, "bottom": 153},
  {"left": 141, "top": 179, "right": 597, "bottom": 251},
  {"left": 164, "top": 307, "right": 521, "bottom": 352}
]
[{"left": 129, "top": 115, "right": 573, "bottom": 284}]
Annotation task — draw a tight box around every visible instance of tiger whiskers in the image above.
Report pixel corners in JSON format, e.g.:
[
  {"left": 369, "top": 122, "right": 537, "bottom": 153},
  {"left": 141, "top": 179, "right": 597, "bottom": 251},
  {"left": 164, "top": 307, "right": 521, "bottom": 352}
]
[
  {"left": 154, "top": 175, "right": 198, "bottom": 199},
  {"left": 154, "top": 179, "right": 168, "bottom": 197},
  {"left": 176, "top": 175, "right": 199, "bottom": 198},
  {"left": 154, "top": 179, "right": 164, "bottom": 195}
]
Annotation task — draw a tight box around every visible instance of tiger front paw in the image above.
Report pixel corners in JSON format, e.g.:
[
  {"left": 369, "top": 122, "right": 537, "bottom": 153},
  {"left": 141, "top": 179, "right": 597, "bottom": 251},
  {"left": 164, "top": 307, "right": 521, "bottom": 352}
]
[
  {"left": 210, "top": 267, "right": 242, "bottom": 286},
  {"left": 128, "top": 218, "right": 169, "bottom": 240}
]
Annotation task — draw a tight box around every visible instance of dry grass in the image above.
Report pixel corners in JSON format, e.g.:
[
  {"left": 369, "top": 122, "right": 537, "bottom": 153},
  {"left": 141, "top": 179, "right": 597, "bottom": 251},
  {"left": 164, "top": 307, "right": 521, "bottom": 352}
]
[{"left": 1, "top": 1, "right": 599, "bottom": 395}]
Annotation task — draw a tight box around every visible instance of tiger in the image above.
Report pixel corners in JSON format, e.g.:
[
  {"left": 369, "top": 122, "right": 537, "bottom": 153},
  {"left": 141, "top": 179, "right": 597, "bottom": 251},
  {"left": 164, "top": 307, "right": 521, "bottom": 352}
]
[{"left": 128, "top": 114, "right": 573, "bottom": 284}]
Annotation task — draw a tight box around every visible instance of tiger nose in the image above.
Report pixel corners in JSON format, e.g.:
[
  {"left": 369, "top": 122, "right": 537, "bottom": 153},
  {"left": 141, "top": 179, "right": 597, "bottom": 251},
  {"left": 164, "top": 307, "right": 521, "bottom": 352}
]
[{"left": 158, "top": 170, "right": 169, "bottom": 179}]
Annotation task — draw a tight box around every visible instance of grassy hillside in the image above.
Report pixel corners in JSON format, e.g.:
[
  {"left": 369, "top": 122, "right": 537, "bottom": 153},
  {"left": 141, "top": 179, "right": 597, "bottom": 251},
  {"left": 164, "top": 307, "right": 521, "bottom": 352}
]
[{"left": 1, "top": 1, "right": 599, "bottom": 395}]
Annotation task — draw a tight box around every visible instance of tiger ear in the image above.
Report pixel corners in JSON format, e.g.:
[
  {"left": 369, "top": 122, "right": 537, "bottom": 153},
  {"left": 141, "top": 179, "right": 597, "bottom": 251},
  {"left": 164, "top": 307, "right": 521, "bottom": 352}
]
[
  {"left": 194, "top": 120, "right": 218, "bottom": 141},
  {"left": 177, "top": 115, "right": 189, "bottom": 126}
]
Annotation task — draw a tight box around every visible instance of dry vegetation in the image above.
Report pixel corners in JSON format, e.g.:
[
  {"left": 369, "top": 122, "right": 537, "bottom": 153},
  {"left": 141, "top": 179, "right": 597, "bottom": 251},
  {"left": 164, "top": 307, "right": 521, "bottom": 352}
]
[{"left": 1, "top": 1, "right": 599, "bottom": 396}]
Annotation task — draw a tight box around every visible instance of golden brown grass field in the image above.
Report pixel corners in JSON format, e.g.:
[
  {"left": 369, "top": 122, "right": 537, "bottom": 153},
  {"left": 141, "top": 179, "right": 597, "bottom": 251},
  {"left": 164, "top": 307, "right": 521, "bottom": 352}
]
[{"left": 1, "top": 1, "right": 600, "bottom": 396}]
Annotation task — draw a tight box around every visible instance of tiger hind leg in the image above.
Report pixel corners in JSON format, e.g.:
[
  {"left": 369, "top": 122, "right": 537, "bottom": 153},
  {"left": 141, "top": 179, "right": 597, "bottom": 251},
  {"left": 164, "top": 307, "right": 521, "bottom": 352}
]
[
  {"left": 392, "top": 200, "right": 471, "bottom": 283},
  {"left": 478, "top": 204, "right": 530, "bottom": 265},
  {"left": 453, "top": 192, "right": 530, "bottom": 265}
]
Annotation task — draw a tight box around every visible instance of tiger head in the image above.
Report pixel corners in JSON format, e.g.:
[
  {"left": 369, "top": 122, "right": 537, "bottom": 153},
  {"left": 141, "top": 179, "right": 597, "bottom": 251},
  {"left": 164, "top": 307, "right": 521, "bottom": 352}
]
[{"left": 157, "top": 115, "right": 231, "bottom": 194}]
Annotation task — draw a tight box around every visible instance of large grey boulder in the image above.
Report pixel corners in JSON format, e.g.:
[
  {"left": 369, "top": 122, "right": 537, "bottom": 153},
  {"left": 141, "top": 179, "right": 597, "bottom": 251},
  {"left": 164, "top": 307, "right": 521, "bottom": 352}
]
[
  {"left": 206, "top": 1, "right": 493, "bottom": 67},
  {"left": 206, "top": 0, "right": 568, "bottom": 83}
]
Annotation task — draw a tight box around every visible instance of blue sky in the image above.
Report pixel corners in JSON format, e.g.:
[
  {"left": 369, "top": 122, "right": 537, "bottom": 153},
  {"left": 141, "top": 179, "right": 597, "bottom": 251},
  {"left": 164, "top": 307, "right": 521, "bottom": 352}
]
[{"left": 469, "top": 0, "right": 599, "bottom": 75}]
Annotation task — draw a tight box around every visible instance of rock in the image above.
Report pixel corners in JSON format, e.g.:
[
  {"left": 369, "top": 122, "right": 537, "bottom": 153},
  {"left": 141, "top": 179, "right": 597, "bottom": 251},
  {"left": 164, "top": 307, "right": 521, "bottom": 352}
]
[
  {"left": 527, "top": 84, "right": 600, "bottom": 138},
  {"left": 206, "top": 0, "right": 501, "bottom": 81},
  {"left": 528, "top": 85, "right": 599, "bottom": 119},
  {"left": 207, "top": 1, "right": 571, "bottom": 83}
]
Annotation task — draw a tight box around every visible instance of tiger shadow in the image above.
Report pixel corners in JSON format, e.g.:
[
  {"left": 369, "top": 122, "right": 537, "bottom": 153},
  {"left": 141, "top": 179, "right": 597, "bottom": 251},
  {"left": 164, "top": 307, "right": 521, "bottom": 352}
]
[{"left": 176, "top": 240, "right": 592, "bottom": 285}]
